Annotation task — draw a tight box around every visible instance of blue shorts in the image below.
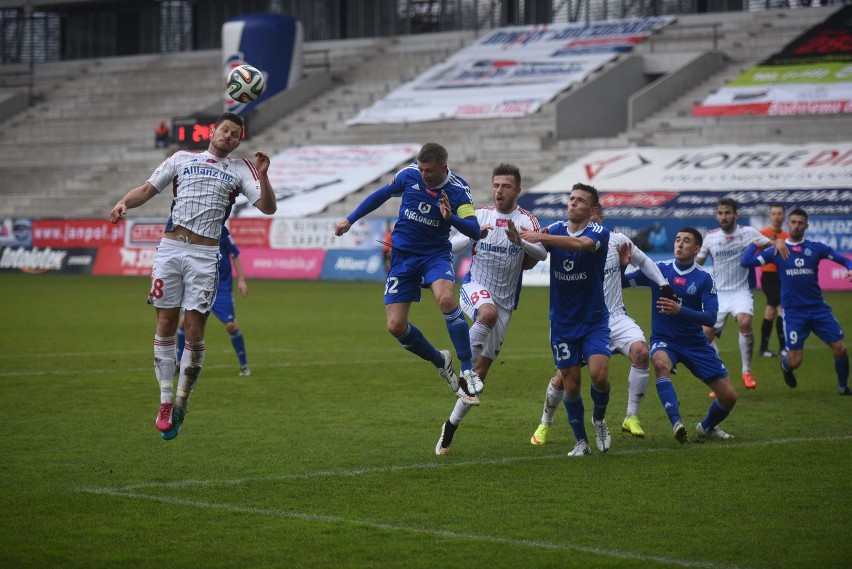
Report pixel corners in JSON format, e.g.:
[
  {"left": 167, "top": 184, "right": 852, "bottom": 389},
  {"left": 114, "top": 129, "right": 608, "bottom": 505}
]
[
  {"left": 384, "top": 249, "right": 454, "bottom": 305},
  {"left": 650, "top": 337, "right": 728, "bottom": 385},
  {"left": 550, "top": 318, "right": 611, "bottom": 369},
  {"left": 783, "top": 304, "right": 845, "bottom": 351},
  {"left": 210, "top": 278, "right": 235, "bottom": 324}
]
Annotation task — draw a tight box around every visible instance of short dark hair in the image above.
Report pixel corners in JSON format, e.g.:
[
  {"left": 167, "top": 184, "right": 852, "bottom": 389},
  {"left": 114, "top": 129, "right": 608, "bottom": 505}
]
[
  {"left": 571, "top": 182, "right": 600, "bottom": 208},
  {"left": 788, "top": 207, "right": 808, "bottom": 221},
  {"left": 717, "top": 197, "right": 737, "bottom": 212},
  {"left": 215, "top": 112, "right": 244, "bottom": 133},
  {"left": 769, "top": 203, "right": 785, "bottom": 212},
  {"left": 678, "top": 226, "right": 703, "bottom": 247},
  {"left": 492, "top": 163, "right": 521, "bottom": 187},
  {"left": 417, "top": 142, "right": 448, "bottom": 165}
]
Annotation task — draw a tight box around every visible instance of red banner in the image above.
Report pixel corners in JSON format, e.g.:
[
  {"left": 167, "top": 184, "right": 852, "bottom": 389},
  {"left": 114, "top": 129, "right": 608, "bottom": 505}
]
[
  {"left": 92, "top": 246, "right": 157, "bottom": 276},
  {"left": 227, "top": 218, "right": 272, "bottom": 248},
  {"left": 32, "top": 219, "right": 125, "bottom": 248}
]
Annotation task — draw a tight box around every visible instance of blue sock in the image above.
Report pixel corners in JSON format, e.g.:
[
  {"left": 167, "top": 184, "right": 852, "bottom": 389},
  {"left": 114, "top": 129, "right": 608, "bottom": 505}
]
[
  {"left": 836, "top": 356, "right": 849, "bottom": 389},
  {"left": 444, "top": 307, "right": 473, "bottom": 372},
  {"left": 781, "top": 355, "right": 791, "bottom": 372},
  {"left": 229, "top": 329, "right": 247, "bottom": 366},
  {"left": 396, "top": 323, "right": 442, "bottom": 367},
  {"left": 176, "top": 327, "right": 185, "bottom": 362},
  {"left": 655, "top": 377, "right": 681, "bottom": 426},
  {"left": 563, "top": 394, "right": 588, "bottom": 443},
  {"left": 590, "top": 383, "right": 610, "bottom": 422},
  {"left": 701, "top": 400, "right": 731, "bottom": 431}
]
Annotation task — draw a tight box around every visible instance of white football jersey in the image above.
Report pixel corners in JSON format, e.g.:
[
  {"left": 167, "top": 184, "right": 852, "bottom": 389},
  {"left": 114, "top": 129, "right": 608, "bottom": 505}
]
[
  {"left": 458, "top": 205, "right": 541, "bottom": 310},
  {"left": 698, "top": 225, "right": 771, "bottom": 292},
  {"left": 604, "top": 232, "right": 662, "bottom": 319},
  {"left": 148, "top": 150, "right": 263, "bottom": 240}
]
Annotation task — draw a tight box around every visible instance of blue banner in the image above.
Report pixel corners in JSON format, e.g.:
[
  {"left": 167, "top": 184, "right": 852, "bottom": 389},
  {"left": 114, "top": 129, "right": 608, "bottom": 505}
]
[{"left": 321, "top": 250, "right": 387, "bottom": 282}]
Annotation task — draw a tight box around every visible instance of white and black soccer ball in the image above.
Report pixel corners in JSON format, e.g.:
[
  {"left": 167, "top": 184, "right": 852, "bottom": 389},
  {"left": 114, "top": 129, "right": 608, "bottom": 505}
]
[{"left": 226, "top": 64, "right": 266, "bottom": 103}]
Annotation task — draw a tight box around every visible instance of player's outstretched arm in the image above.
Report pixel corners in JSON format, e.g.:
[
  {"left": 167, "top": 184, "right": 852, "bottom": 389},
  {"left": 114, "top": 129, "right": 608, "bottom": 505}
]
[
  {"left": 440, "top": 191, "right": 480, "bottom": 240},
  {"left": 519, "top": 229, "right": 595, "bottom": 252},
  {"left": 252, "top": 151, "right": 277, "bottom": 215},
  {"left": 109, "top": 182, "right": 158, "bottom": 223},
  {"left": 740, "top": 242, "right": 766, "bottom": 268},
  {"left": 507, "top": 220, "right": 547, "bottom": 263},
  {"left": 337, "top": 185, "right": 395, "bottom": 237},
  {"left": 450, "top": 228, "right": 475, "bottom": 254}
]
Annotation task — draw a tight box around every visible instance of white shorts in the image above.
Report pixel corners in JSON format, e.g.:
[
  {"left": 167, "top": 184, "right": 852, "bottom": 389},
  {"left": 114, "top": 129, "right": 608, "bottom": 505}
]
[
  {"left": 460, "top": 281, "right": 513, "bottom": 361},
  {"left": 148, "top": 238, "right": 220, "bottom": 312},
  {"left": 715, "top": 290, "right": 754, "bottom": 330},
  {"left": 608, "top": 313, "right": 647, "bottom": 357}
]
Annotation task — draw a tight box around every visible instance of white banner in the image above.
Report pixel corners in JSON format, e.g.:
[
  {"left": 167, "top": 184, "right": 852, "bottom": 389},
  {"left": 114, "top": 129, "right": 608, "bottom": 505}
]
[
  {"left": 234, "top": 144, "right": 419, "bottom": 218},
  {"left": 530, "top": 143, "right": 852, "bottom": 193},
  {"left": 348, "top": 17, "right": 674, "bottom": 124}
]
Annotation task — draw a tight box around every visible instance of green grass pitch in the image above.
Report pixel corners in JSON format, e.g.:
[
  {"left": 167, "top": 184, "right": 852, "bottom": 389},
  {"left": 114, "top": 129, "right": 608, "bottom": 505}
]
[{"left": 2, "top": 274, "right": 850, "bottom": 568}]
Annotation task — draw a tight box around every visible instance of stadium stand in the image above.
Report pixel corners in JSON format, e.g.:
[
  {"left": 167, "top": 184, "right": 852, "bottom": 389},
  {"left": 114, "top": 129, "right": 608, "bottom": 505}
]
[{"left": 0, "top": 5, "right": 845, "bottom": 219}]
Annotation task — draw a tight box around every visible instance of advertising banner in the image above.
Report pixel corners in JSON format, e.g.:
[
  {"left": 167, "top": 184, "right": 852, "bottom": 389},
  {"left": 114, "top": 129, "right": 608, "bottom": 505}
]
[
  {"left": 349, "top": 16, "right": 674, "bottom": 124},
  {"left": 126, "top": 219, "right": 167, "bottom": 247},
  {"left": 321, "top": 250, "right": 387, "bottom": 281},
  {"left": 31, "top": 219, "right": 125, "bottom": 248},
  {"left": 0, "top": 246, "right": 97, "bottom": 275},
  {"left": 0, "top": 218, "right": 32, "bottom": 248},
  {"left": 92, "top": 246, "right": 157, "bottom": 277},
  {"left": 520, "top": 253, "right": 852, "bottom": 291},
  {"left": 694, "top": 6, "right": 852, "bottom": 117},
  {"left": 227, "top": 218, "right": 273, "bottom": 248},
  {"left": 238, "top": 248, "right": 325, "bottom": 280},
  {"left": 233, "top": 144, "right": 419, "bottom": 218},
  {"left": 523, "top": 143, "right": 852, "bottom": 217}
]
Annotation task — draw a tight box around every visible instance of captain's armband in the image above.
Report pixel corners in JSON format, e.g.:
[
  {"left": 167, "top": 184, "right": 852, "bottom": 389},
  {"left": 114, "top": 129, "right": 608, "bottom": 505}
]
[{"left": 456, "top": 203, "right": 475, "bottom": 218}]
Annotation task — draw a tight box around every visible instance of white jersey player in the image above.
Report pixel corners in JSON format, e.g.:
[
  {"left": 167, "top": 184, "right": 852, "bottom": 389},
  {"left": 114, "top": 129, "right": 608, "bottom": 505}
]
[
  {"left": 531, "top": 210, "right": 671, "bottom": 443},
  {"left": 109, "top": 112, "right": 276, "bottom": 441},
  {"left": 435, "top": 164, "right": 546, "bottom": 455},
  {"left": 696, "top": 198, "right": 788, "bottom": 391},
  {"left": 603, "top": 226, "right": 670, "bottom": 437}
]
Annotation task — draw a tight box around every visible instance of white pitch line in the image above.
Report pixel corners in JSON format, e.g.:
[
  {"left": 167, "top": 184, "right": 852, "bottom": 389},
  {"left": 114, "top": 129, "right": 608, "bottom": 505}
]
[
  {"left": 0, "top": 356, "right": 415, "bottom": 378},
  {"left": 76, "top": 488, "right": 743, "bottom": 569},
  {"left": 78, "top": 434, "right": 852, "bottom": 494}
]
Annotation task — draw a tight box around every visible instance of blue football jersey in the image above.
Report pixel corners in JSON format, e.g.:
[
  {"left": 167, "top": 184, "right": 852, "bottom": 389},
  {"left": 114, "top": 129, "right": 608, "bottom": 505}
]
[
  {"left": 545, "top": 221, "right": 609, "bottom": 325},
  {"left": 747, "top": 240, "right": 852, "bottom": 309},
  {"left": 386, "top": 164, "right": 475, "bottom": 255},
  {"left": 218, "top": 226, "right": 239, "bottom": 287},
  {"left": 627, "top": 260, "right": 718, "bottom": 346}
]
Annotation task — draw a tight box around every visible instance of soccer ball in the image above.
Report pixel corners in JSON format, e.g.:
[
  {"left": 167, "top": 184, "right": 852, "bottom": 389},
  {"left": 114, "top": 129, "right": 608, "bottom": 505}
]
[{"left": 226, "top": 64, "right": 265, "bottom": 103}]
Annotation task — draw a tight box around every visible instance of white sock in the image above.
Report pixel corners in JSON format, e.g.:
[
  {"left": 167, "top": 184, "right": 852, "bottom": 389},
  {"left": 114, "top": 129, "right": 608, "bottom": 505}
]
[
  {"left": 449, "top": 398, "right": 472, "bottom": 425},
  {"left": 739, "top": 332, "right": 754, "bottom": 373},
  {"left": 468, "top": 320, "right": 492, "bottom": 366},
  {"left": 176, "top": 340, "right": 205, "bottom": 409},
  {"left": 154, "top": 335, "right": 176, "bottom": 404},
  {"left": 541, "top": 381, "right": 563, "bottom": 425},
  {"left": 626, "top": 365, "right": 649, "bottom": 418}
]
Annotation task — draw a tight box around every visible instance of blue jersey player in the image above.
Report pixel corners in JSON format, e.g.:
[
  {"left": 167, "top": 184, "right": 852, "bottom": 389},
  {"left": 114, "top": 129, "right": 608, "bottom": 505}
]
[
  {"left": 625, "top": 227, "right": 737, "bottom": 444},
  {"left": 177, "top": 225, "right": 251, "bottom": 376},
  {"left": 334, "top": 143, "right": 483, "bottom": 406},
  {"left": 519, "top": 183, "right": 613, "bottom": 457},
  {"left": 741, "top": 207, "right": 852, "bottom": 395}
]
